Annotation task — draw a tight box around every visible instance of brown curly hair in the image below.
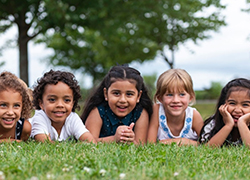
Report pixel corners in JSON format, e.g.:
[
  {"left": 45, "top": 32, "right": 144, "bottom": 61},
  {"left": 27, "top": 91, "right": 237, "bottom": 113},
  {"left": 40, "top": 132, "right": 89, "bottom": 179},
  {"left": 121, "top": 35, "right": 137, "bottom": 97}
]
[
  {"left": 0, "top": 71, "right": 33, "bottom": 119},
  {"left": 32, "top": 69, "right": 81, "bottom": 112}
]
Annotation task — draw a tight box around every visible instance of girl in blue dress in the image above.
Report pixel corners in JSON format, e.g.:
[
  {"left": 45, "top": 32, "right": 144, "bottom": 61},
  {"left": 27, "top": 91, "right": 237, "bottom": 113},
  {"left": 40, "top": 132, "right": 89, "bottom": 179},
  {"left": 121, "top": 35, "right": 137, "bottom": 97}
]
[{"left": 81, "top": 65, "right": 152, "bottom": 144}]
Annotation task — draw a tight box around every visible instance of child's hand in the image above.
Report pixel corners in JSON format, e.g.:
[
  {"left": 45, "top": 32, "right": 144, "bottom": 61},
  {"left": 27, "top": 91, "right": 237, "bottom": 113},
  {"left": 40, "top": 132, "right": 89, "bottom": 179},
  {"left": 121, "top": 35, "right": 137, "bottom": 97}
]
[
  {"left": 219, "top": 104, "right": 234, "bottom": 127},
  {"left": 120, "top": 123, "right": 135, "bottom": 143},
  {"left": 114, "top": 125, "right": 129, "bottom": 142},
  {"left": 114, "top": 123, "right": 135, "bottom": 143},
  {"left": 238, "top": 113, "right": 250, "bottom": 126}
]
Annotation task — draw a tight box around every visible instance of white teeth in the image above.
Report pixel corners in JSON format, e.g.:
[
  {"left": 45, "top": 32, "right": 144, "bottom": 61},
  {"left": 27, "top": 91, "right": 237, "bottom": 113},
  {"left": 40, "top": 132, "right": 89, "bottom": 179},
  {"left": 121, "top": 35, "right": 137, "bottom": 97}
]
[
  {"left": 54, "top": 112, "right": 65, "bottom": 114},
  {"left": 3, "top": 119, "right": 14, "bottom": 122}
]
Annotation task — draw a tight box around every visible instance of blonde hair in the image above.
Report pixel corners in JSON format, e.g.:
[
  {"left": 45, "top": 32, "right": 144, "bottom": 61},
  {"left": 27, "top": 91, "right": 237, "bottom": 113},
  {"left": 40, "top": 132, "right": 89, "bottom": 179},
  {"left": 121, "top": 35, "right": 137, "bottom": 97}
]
[{"left": 154, "top": 69, "right": 195, "bottom": 105}]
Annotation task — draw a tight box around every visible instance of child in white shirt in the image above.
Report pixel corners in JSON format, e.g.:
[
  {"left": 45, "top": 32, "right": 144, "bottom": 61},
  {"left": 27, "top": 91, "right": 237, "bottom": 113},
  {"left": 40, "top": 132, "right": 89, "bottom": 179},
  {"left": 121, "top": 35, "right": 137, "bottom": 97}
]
[{"left": 30, "top": 70, "right": 96, "bottom": 143}]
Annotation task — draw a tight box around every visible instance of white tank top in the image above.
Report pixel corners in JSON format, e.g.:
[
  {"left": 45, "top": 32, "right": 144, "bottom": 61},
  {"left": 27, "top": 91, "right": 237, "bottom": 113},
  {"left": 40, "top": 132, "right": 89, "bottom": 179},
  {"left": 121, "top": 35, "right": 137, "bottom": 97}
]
[{"left": 157, "top": 103, "right": 198, "bottom": 141}]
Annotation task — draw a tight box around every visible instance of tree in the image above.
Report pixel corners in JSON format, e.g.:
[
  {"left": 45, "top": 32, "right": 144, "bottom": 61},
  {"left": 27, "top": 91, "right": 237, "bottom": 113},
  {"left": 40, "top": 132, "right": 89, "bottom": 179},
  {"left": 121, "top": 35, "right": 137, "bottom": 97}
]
[
  {"left": 195, "top": 81, "right": 223, "bottom": 100},
  {"left": 41, "top": 0, "right": 226, "bottom": 81},
  {"left": 0, "top": 0, "right": 226, "bottom": 85},
  {"left": 39, "top": 1, "right": 159, "bottom": 82},
  {"left": 143, "top": 73, "right": 157, "bottom": 100},
  {"left": 137, "top": 0, "right": 226, "bottom": 68},
  {"left": 0, "top": 0, "right": 84, "bottom": 85}
]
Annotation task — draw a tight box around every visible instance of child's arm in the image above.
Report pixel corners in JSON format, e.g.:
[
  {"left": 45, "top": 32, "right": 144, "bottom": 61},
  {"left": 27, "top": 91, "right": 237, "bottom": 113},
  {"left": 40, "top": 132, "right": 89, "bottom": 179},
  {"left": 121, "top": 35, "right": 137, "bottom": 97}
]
[
  {"left": 85, "top": 107, "right": 143, "bottom": 143},
  {"left": 238, "top": 113, "right": 250, "bottom": 148},
  {"left": 192, "top": 109, "right": 204, "bottom": 137},
  {"left": 20, "top": 119, "right": 32, "bottom": 141},
  {"left": 205, "top": 104, "right": 234, "bottom": 147},
  {"left": 34, "top": 134, "right": 52, "bottom": 142},
  {"left": 147, "top": 104, "right": 159, "bottom": 144},
  {"left": 121, "top": 109, "right": 149, "bottom": 145},
  {"left": 78, "top": 132, "right": 97, "bottom": 144},
  {"left": 85, "top": 107, "right": 116, "bottom": 142}
]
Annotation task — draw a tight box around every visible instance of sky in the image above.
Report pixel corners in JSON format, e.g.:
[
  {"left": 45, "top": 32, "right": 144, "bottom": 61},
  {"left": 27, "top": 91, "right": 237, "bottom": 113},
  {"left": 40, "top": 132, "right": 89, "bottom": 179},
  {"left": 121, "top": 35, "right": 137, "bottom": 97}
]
[{"left": 0, "top": 0, "right": 250, "bottom": 90}]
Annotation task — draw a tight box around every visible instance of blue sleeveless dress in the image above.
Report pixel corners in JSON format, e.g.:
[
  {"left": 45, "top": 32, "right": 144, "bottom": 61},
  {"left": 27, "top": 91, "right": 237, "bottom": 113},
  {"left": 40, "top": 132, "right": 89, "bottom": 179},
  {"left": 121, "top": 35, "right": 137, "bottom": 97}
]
[{"left": 97, "top": 103, "right": 143, "bottom": 138}]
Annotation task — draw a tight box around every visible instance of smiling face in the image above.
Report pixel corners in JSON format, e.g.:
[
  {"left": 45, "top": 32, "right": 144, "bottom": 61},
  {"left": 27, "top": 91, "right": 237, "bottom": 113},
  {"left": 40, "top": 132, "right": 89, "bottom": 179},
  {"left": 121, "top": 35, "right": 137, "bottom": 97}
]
[
  {"left": 104, "top": 80, "right": 141, "bottom": 119},
  {"left": 0, "top": 89, "right": 22, "bottom": 132},
  {"left": 39, "top": 81, "right": 74, "bottom": 128},
  {"left": 159, "top": 88, "right": 192, "bottom": 119},
  {"left": 226, "top": 90, "right": 250, "bottom": 126}
]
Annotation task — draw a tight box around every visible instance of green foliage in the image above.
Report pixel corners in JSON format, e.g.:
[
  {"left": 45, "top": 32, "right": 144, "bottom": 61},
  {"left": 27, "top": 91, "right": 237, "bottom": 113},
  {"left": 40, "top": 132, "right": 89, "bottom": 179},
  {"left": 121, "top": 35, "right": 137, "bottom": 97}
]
[
  {"left": 192, "top": 101, "right": 216, "bottom": 119},
  {"left": 196, "top": 81, "right": 223, "bottom": 100},
  {"left": 38, "top": 0, "right": 226, "bottom": 82},
  {"left": 143, "top": 73, "right": 157, "bottom": 100},
  {"left": 0, "top": 0, "right": 226, "bottom": 84},
  {"left": 1, "top": 141, "right": 250, "bottom": 180}
]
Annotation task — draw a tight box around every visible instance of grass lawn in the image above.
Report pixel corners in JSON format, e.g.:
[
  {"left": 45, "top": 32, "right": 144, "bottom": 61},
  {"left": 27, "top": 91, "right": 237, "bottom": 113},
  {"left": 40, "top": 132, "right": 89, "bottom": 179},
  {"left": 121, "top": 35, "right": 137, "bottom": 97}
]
[
  {"left": 2, "top": 101, "right": 248, "bottom": 180},
  {"left": 1, "top": 142, "right": 250, "bottom": 180},
  {"left": 193, "top": 100, "right": 217, "bottom": 120}
]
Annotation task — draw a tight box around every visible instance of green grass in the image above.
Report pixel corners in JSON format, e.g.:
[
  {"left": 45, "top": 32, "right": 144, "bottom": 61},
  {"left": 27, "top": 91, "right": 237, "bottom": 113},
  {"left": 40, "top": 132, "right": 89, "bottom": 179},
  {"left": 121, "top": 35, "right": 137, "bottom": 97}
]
[
  {"left": 1, "top": 101, "right": 239, "bottom": 180},
  {"left": 1, "top": 142, "right": 250, "bottom": 180},
  {"left": 193, "top": 101, "right": 216, "bottom": 120}
]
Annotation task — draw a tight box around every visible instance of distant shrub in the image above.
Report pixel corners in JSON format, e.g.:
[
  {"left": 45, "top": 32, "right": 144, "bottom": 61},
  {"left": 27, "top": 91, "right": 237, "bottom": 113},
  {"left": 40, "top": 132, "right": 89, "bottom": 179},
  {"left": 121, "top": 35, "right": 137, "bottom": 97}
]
[{"left": 196, "top": 81, "right": 223, "bottom": 100}]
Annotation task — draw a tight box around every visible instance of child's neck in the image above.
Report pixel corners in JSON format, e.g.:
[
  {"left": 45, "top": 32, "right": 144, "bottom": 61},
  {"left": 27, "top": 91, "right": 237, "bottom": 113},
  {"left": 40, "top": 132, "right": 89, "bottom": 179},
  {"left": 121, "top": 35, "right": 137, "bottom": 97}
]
[
  {"left": 52, "top": 122, "right": 65, "bottom": 136},
  {"left": 166, "top": 113, "right": 185, "bottom": 136}
]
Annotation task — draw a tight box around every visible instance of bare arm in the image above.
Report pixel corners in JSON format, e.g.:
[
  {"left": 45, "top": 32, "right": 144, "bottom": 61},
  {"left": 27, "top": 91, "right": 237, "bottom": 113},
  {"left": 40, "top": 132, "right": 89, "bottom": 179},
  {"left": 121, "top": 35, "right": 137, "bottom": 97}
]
[
  {"left": 238, "top": 113, "right": 250, "bottom": 148},
  {"left": 85, "top": 107, "right": 111, "bottom": 142},
  {"left": 147, "top": 104, "right": 159, "bottom": 144},
  {"left": 78, "top": 132, "right": 97, "bottom": 144},
  {"left": 126, "top": 109, "right": 149, "bottom": 145},
  {"left": 34, "top": 134, "right": 52, "bottom": 142},
  {"left": 205, "top": 104, "right": 234, "bottom": 147},
  {"left": 20, "top": 119, "right": 32, "bottom": 141},
  {"left": 85, "top": 107, "right": 123, "bottom": 143},
  {"left": 192, "top": 109, "right": 204, "bottom": 137}
]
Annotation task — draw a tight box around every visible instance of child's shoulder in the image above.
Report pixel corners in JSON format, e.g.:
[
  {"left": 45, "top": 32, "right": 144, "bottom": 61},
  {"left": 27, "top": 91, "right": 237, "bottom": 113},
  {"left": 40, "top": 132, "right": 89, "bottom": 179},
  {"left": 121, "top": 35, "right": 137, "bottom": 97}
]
[{"left": 153, "top": 103, "right": 160, "bottom": 109}]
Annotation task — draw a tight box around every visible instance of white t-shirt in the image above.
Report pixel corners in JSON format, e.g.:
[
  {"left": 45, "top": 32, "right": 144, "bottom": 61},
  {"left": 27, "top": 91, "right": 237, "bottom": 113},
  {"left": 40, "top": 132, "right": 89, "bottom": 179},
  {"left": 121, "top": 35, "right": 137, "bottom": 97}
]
[{"left": 30, "top": 110, "right": 89, "bottom": 141}]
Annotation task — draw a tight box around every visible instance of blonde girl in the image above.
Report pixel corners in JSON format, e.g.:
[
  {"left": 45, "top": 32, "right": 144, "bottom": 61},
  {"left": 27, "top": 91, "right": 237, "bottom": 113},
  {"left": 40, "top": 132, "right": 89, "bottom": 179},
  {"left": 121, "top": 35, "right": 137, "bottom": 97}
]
[{"left": 147, "top": 69, "right": 204, "bottom": 145}]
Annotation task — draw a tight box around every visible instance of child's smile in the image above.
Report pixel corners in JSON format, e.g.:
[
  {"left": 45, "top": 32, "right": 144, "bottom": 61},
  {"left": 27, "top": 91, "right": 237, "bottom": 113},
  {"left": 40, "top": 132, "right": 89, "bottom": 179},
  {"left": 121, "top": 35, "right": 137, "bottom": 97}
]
[
  {"left": 39, "top": 81, "right": 74, "bottom": 130},
  {"left": 160, "top": 90, "right": 191, "bottom": 118},
  {"left": 226, "top": 90, "right": 250, "bottom": 126},
  {"left": 104, "top": 80, "right": 141, "bottom": 119},
  {"left": 0, "top": 89, "right": 22, "bottom": 130}
]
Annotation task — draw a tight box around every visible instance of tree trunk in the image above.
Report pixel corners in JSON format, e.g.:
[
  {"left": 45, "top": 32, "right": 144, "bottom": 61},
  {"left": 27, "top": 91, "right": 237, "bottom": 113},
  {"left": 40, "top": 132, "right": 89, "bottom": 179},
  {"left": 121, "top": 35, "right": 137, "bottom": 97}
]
[
  {"left": 18, "top": 39, "right": 29, "bottom": 86},
  {"left": 17, "top": 10, "right": 30, "bottom": 86},
  {"left": 161, "top": 50, "right": 174, "bottom": 69}
]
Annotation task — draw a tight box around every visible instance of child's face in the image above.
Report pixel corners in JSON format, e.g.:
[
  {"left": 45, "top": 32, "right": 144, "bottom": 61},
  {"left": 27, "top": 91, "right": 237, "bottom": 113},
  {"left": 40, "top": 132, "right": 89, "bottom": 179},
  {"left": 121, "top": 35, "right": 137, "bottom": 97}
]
[
  {"left": 0, "top": 89, "right": 22, "bottom": 131},
  {"left": 39, "top": 81, "right": 74, "bottom": 128},
  {"left": 159, "top": 88, "right": 192, "bottom": 118},
  {"left": 104, "top": 80, "right": 141, "bottom": 119},
  {"left": 226, "top": 90, "right": 250, "bottom": 126}
]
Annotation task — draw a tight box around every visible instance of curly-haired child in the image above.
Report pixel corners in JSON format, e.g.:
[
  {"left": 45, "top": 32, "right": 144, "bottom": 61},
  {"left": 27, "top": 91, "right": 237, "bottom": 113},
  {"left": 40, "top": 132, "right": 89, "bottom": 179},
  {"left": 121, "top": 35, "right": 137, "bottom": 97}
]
[
  {"left": 30, "top": 70, "right": 96, "bottom": 143},
  {"left": 0, "top": 71, "right": 33, "bottom": 142}
]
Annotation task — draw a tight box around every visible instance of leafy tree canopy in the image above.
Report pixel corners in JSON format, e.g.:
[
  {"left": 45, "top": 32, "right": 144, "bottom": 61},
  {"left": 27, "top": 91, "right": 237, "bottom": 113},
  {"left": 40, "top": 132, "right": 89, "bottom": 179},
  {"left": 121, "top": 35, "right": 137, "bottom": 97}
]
[
  {"left": 40, "top": 0, "right": 226, "bottom": 82},
  {"left": 0, "top": 0, "right": 226, "bottom": 84}
]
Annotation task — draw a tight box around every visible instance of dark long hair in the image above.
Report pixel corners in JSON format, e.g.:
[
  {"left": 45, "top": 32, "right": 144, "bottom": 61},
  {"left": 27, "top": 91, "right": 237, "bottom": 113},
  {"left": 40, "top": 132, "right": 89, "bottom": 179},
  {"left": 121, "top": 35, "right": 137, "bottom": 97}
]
[
  {"left": 199, "top": 78, "right": 250, "bottom": 144},
  {"left": 81, "top": 65, "right": 153, "bottom": 123}
]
